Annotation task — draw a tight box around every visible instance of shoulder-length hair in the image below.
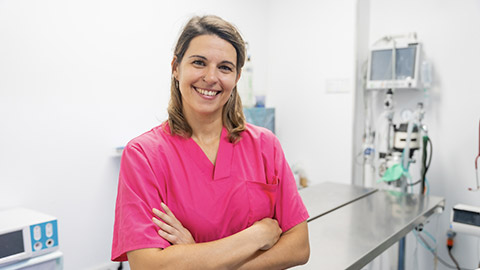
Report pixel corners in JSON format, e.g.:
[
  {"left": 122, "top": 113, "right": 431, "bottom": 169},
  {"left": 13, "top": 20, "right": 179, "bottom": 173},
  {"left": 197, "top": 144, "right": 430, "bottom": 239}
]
[{"left": 168, "top": 15, "right": 246, "bottom": 143}]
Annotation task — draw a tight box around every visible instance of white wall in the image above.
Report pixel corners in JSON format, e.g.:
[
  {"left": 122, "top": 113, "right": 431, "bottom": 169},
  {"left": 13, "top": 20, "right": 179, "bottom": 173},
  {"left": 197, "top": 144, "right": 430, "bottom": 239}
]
[
  {"left": 0, "top": 0, "right": 359, "bottom": 268},
  {"left": 266, "top": 0, "right": 357, "bottom": 186},
  {"left": 363, "top": 0, "right": 480, "bottom": 269},
  {"left": 0, "top": 1, "right": 270, "bottom": 269}
]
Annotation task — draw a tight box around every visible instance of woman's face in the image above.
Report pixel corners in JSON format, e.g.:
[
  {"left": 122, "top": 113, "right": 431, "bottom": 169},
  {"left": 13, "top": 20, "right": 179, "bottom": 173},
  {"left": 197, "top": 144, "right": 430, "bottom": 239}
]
[{"left": 173, "top": 34, "right": 240, "bottom": 120}]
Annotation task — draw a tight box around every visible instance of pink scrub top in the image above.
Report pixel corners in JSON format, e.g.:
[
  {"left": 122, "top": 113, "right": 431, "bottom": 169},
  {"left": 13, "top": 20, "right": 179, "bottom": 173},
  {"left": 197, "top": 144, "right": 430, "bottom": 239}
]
[{"left": 111, "top": 122, "right": 309, "bottom": 261}]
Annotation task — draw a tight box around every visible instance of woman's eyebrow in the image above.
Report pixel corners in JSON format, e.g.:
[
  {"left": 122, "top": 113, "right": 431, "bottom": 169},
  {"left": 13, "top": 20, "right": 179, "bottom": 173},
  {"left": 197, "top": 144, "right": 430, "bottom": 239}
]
[
  {"left": 189, "top": 55, "right": 236, "bottom": 68},
  {"left": 189, "top": 55, "right": 207, "bottom": 60}
]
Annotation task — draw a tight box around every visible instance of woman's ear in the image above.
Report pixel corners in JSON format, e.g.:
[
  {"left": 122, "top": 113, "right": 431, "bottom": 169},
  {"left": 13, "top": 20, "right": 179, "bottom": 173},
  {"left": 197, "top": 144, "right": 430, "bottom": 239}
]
[
  {"left": 171, "top": 56, "right": 179, "bottom": 79},
  {"left": 235, "top": 69, "right": 242, "bottom": 84}
]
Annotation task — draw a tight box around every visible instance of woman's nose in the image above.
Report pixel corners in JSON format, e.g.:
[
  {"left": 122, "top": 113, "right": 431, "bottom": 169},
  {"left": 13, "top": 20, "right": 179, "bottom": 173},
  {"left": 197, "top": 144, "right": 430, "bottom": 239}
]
[{"left": 203, "top": 66, "right": 219, "bottom": 84}]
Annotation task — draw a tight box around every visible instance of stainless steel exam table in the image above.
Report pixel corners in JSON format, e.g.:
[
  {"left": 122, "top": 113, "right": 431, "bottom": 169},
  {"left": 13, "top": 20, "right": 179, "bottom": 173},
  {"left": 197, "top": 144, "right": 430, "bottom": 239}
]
[{"left": 294, "top": 182, "right": 445, "bottom": 270}]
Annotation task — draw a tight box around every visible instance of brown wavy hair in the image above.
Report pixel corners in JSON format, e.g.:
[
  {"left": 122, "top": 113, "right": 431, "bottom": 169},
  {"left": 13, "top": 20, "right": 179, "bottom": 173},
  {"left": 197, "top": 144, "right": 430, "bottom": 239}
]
[{"left": 167, "top": 15, "right": 246, "bottom": 143}]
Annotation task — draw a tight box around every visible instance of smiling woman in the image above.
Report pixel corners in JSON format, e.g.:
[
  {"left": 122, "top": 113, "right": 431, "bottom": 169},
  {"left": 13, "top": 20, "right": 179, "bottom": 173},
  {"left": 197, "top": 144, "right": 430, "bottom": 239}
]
[
  {"left": 111, "top": 15, "right": 310, "bottom": 270},
  {"left": 173, "top": 35, "right": 239, "bottom": 133},
  {"left": 168, "top": 16, "right": 247, "bottom": 144}
]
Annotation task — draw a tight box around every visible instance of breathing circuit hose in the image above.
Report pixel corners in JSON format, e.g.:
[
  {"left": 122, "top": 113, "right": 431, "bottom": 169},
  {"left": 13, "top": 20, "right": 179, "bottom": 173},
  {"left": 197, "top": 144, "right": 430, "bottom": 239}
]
[{"left": 421, "top": 135, "right": 428, "bottom": 194}]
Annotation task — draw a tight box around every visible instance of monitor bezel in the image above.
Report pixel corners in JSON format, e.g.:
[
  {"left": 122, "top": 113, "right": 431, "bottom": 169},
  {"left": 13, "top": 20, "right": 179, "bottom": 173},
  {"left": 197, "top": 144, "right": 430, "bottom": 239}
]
[{"left": 366, "top": 42, "right": 421, "bottom": 90}]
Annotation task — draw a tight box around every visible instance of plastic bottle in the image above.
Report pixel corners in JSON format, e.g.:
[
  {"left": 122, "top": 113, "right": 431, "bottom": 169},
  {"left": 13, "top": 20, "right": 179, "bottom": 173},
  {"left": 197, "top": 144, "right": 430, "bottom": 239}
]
[
  {"left": 421, "top": 60, "right": 432, "bottom": 89},
  {"left": 421, "top": 60, "right": 432, "bottom": 107},
  {"left": 252, "top": 56, "right": 266, "bottom": 107}
]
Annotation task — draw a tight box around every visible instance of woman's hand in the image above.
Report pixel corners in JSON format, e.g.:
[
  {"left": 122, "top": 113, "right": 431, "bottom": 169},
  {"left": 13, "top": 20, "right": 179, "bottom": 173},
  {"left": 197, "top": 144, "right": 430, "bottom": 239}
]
[
  {"left": 152, "top": 203, "right": 195, "bottom": 245},
  {"left": 152, "top": 203, "right": 280, "bottom": 251},
  {"left": 252, "top": 218, "right": 282, "bottom": 251}
]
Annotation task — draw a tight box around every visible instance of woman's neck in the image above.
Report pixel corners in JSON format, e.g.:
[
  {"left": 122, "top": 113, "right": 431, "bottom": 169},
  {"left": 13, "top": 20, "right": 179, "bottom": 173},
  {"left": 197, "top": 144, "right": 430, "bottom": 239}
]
[{"left": 185, "top": 109, "right": 223, "bottom": 144}]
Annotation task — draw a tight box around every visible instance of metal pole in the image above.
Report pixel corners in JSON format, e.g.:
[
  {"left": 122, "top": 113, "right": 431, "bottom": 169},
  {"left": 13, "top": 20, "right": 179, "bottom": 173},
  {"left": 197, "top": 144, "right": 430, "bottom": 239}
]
[
  {"left": 398, "top": 237, "right": 406, "bottom": 270},
  {"left": 398, "top": 176, "right": 408, "bottom": 270}
]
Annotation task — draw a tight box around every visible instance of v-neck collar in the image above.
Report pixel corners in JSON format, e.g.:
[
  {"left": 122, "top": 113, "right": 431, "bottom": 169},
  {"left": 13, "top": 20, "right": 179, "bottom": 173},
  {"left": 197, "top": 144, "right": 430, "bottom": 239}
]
[
  {"left": 183, "top": 126, "right": 234, "bottom": 181},
  {"left": 213, "top": 127, "right": 234, "bottom": 180}
]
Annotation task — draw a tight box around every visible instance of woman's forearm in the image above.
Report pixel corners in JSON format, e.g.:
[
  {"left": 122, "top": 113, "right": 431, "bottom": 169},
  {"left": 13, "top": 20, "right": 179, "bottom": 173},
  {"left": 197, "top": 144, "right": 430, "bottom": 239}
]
[
  {"left": 237, "top": 221, "right": 310, "bottom": 270},
  {"left": 128, "top": 219, "right": 282, "bottom": 270}
]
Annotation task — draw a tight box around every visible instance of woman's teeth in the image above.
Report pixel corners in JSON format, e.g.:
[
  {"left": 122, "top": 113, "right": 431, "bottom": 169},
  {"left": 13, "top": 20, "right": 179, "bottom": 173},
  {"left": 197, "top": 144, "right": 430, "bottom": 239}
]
[{"left": 196, "top": 88, "right": 218, "bottom": 96}]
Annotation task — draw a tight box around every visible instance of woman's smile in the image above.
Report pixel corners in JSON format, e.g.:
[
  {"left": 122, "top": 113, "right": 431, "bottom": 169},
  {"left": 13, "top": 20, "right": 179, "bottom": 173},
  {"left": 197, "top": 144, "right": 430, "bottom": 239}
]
[{"left": 193, "top": 86, "right": 222, "bottom": 98}]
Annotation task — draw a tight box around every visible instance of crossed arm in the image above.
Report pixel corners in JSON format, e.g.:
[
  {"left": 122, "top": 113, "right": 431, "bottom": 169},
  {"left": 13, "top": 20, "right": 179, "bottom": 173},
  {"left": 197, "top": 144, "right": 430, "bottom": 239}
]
[{"left": 127, "top": 203, "right": 310, "bottom": 270}]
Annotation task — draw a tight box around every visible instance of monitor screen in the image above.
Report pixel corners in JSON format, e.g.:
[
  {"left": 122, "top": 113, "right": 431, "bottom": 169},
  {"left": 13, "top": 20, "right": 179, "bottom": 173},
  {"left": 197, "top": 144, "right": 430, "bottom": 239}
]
[
  {"left": 370, "top": 45, "right": 417, "bottom": 81},
  {"left": 453, "top": 209, "right": 480, "bottom": 227},
  {"left": 0, "top": 230, "right": 25, "bottom": 259}
]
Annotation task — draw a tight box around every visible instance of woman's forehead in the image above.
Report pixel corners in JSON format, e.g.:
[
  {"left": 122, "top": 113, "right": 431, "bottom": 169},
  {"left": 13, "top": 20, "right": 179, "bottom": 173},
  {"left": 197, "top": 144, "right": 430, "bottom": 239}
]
[{"left": 184, "top": 35, "right": 237, "bottom": 63}]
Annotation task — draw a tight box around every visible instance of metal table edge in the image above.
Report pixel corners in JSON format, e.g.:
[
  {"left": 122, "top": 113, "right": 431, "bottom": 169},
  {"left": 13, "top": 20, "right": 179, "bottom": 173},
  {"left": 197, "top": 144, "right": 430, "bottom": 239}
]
[
  {"left": 346, "top": 196, "right": 446, "bottom": 270},
  {"left": 306, "top": 187, "right": 379, "bottom": 223}
]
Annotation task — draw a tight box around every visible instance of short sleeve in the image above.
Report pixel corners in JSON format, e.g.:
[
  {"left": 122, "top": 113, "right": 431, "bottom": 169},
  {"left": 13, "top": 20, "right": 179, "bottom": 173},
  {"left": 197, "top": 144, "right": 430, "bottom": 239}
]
[
  {"left": 111, "top": 143, "right": 170, "bottom": 261},
  {"left": 271, "top": 136, "right": 309, "bottom": 232}
]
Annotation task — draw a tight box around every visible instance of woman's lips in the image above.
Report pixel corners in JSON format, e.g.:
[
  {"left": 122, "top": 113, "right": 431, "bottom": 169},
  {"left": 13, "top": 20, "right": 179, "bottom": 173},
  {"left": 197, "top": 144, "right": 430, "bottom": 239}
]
[{"left": 194, "top": 86, "right": 221, "bottom": 98}]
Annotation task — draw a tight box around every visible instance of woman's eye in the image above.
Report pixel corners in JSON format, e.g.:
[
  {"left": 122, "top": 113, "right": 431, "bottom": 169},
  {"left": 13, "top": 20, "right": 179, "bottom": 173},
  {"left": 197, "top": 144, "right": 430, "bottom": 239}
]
[
  {"left": 219, "top": 65, "right": 232, "bottom": 72},
  {"left": 192, "top": 60, "right": 205, "bottom": 66}
]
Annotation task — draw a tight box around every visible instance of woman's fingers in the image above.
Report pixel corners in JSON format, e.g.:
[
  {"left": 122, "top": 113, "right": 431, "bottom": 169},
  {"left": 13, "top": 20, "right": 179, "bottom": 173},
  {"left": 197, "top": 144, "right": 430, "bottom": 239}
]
[
  {"left": 152, "top": 209, "right": 179, "bottom": 242},
  {"left": 157, "top": 227, "right": 179, "bottom": 243},
  {"left": 160, "top": 203, "right": 182, "bottom": 227},
  {"left": 161, "top": 202, "right": 176, "bottom": 218},
  {"left": 153, "top": 207, "right": 176, "bottom": 226},
  {"left": 152, "top": 204, "right": 196, "bottom": 245},
  {"left": 152, "top": 217, "right": 175, "bottom": 234}
]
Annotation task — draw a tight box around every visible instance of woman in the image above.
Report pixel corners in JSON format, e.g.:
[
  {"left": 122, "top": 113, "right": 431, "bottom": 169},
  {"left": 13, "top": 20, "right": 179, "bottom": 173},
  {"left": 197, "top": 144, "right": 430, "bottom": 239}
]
[{"left": 112, "top": 15, "right": 310, "bottom": 269}]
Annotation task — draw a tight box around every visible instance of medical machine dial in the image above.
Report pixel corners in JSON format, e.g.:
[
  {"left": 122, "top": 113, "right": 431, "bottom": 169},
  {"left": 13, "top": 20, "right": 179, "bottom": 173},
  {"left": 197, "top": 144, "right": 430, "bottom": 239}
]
[{"left": 400, "top": 109, "right": 413, "bottom": 122}]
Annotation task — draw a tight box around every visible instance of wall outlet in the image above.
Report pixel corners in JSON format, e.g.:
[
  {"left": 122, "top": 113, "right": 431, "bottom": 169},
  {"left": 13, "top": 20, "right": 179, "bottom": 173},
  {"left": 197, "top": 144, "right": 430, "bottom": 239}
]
[{"left": 326, "top": 78, "right": 351, "bottom": 94}]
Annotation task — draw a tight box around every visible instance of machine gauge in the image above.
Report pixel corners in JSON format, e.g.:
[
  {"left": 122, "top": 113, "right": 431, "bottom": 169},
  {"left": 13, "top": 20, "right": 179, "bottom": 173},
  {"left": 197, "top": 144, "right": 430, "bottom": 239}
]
[{"left": 400, "top": 109, "right": 413, "bottom": 122}]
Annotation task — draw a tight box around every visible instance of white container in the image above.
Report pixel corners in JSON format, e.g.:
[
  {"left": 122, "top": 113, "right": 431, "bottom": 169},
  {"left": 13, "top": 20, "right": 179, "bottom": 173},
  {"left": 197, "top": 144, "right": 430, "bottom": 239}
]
[{"left": 238, "top": 55, "right": 255, "bottom": 107}]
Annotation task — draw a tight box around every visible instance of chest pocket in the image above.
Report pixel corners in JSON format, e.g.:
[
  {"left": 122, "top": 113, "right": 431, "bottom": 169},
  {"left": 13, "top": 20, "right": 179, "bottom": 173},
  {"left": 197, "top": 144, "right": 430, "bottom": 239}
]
[{"left": 245, "top": 176, "right": 278, "bottom": 225}]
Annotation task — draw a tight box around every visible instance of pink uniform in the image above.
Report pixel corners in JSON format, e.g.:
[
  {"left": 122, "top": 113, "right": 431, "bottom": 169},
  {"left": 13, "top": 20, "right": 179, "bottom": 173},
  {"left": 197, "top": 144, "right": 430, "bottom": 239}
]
[{"left": 111, "top": 122, "right": 309, "bottom": 261}]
